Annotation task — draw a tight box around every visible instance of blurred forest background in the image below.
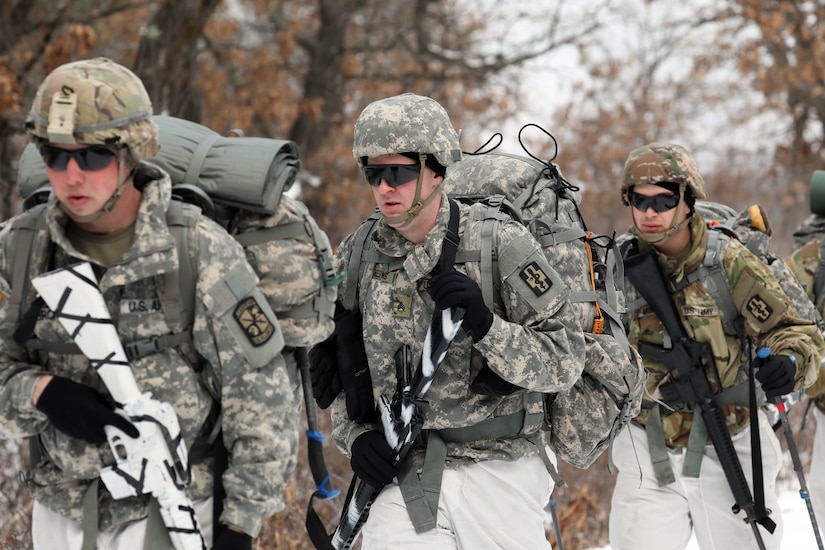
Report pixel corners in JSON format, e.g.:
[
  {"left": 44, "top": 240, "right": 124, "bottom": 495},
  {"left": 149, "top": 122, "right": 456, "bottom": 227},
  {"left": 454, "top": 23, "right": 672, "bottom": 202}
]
[{"left": 0, "top": 0, "right": 823, "bottom": 548}]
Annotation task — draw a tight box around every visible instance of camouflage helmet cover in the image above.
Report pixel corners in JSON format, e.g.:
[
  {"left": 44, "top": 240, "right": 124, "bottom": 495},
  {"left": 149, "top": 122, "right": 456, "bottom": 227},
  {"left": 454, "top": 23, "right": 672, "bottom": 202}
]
[
  {"left": 620, "top": 142, "right": 707, "bottom": 201},
  {"left": 26, "top": 57, "right": 159, "bottom": 162},
  {"left": 352, "top": 93, "right": 462, "bottom": 168}
]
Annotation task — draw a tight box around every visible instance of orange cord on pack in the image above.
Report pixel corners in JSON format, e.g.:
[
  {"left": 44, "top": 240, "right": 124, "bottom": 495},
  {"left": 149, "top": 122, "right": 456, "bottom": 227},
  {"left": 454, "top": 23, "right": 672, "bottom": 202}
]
[{"left": 585, "top": 233, "right": 605, "bottom": 334}]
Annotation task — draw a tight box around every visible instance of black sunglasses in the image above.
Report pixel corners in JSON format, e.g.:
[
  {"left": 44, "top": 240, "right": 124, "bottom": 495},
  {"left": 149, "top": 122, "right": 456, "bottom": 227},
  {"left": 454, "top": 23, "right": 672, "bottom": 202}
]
[
  {"left": 629, "top": 191, "right": 680, "bottom": 213},
  {"left": 40, "top": 145, "right": 117, "bottom": 172},
  {"left": 362, "top": 163, "right": 421, "bottom": 187}
]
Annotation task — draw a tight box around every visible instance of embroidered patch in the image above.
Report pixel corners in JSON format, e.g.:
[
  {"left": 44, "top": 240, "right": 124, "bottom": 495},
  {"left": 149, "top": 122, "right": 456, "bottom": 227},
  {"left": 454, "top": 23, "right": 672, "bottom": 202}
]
[
  {"left": 121, "top": 299, "right": 163, "bottom": 314},
  {"left": 392, "top": 294, "right": 412, "bottom": 318},
  {"left": 746, "top": 294, "right": 773, "bottom": 322},
  {"left": 372, "top": 264, "right": 396, "bottom": 284},
  {"left": 233, "top": 297, "right": 275, "bottom": 346},
  {"left": 519, "top": 261, "right": 552, "bottom": 296},
  {"left": 681, "top": 305, "right": 717, "bottom": 317}
]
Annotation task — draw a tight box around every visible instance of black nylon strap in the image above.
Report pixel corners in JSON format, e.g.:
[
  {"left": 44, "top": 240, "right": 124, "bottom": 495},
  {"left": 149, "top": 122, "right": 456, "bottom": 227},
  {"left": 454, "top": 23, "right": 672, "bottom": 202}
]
[{"left": 437, "top": 198, "right": 460, "bottom": 274}]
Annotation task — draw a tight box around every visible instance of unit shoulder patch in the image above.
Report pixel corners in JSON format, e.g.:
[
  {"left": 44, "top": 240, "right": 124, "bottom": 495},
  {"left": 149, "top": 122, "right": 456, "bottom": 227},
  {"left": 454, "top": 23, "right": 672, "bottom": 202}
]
[
  {"left": 746, "top": 294, "right": 774, "bottom": 323},
  {"left": 233, "top": 296, "right": 276, "bottom": 346},
  {"left": 519, "top": 261, "right": 552, "bottom": 297}
]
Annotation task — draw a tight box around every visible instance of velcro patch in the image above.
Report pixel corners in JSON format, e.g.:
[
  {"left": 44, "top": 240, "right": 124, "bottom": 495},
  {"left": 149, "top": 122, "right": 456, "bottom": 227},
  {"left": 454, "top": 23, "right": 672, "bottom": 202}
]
[
  {"left": 392, "top": 294, "right": 412, "bottom": 318},
  {"left": 233, "top": 296, "right": 276, "bottom": 347},
  {"left": 121, "top": 299, "right": 163, "bottom": 314},
  {"left": 746, "top": 294, "right": 774, "bottom": 322},
  {"left": 681, "top": 305, "right": 717, "bottom": 317},
  {"left": 519, "top": 261, "right": 552, "bottom": 296}
]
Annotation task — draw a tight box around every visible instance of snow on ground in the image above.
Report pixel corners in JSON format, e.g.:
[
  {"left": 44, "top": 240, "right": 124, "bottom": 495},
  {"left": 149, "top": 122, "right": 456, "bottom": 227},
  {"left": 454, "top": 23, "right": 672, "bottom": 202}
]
[{"left": 584, "top": 483, "right": 821, "bottom": 549}]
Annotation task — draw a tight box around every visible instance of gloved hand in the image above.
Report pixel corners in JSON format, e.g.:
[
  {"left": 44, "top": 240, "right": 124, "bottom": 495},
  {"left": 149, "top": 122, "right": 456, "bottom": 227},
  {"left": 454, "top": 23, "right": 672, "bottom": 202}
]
[
  {"left": 308, "top": 335, "right": 341, "bottom": 409},
  {"left": 754, "top": 353, "right": 797, "bottom": 400},
  {"left": 350, "top": 431, "right": 398, "bottom": 488},
  {"left": 35, "top": 376, "right": 139, "bottom": 444},
  {"left": 428, "top": 271, "right": 493, "bottom": 342},
  {"left": 213, "top": 526, "right": 252, "bottom": 550}
]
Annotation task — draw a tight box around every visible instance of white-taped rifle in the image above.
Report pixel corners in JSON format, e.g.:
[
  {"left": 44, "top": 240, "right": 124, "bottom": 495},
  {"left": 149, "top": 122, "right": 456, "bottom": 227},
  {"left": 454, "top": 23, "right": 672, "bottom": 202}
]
[{"left": 32, "top": 262, "right": 205, "bottom": 550}]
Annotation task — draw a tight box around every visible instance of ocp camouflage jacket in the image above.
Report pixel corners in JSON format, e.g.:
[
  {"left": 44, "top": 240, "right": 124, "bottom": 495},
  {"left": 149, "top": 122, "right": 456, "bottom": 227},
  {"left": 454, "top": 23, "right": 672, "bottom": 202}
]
[{"left": 627, "top": 215, "right": 824, "bottom": 446}]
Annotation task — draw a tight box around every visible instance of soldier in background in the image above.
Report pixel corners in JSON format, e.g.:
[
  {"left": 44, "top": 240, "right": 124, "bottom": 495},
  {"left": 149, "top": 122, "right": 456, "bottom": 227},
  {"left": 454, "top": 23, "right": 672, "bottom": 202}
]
[
  {"left": 786, "top": 176, "right": 825, "bottom": 538},
  {"left": 0, "top": 57, "right": 297, "bottom": 549},
  {"left": 612, "top": 143, "right": 824, "bottom": 550}
]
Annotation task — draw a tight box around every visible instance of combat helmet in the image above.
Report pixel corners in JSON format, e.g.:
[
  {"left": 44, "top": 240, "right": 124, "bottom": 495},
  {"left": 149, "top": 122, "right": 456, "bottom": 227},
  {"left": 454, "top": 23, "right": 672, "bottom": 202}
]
[
  {"left": 620, "top": 142, "right": 707, "bottom": 204},
  {"left": 353, "top": 93, "right": 462, "bottom": 228},
  {"left": 26, "top": 57, "right": 159, "bottom": 164},
  {"left": 352, "top": 93, "right": 462, "bottom": 169}
]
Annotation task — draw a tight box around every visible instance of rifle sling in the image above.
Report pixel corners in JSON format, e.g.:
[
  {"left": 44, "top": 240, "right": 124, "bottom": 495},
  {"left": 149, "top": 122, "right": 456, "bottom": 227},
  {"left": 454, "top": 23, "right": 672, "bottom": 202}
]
[{"left": 643, "top": 380, "right": 756, "bottom": 484}]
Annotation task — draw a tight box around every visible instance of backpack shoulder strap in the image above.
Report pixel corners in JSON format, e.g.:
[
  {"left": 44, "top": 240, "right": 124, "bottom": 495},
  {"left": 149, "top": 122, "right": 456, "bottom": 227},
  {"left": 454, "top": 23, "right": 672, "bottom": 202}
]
[
  {"left": 342, "top": 211, "right": 386, "bottom": 312},
  {"left": 462, "top": 198, "right": 514, "bottom": 309},
  {"left": 164, "top": 199, "right": 200, "bottom": 332},
  {"left": 7, "top": 204, "right": 50, "bottom": 323},
  {"left": 676, "top": 227, "right": 746, "bottom": 341}
]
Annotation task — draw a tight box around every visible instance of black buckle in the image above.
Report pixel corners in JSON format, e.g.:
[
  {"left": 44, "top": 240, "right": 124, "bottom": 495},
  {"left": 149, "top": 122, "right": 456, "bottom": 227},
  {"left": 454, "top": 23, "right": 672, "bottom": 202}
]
[{"left": 124, "top": 338, "right": 161, "bottom": 361}]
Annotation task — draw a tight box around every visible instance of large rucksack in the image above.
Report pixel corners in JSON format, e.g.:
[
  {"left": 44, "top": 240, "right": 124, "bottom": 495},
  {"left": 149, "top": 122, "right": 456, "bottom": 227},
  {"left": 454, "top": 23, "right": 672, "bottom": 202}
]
[
  {"left": 344, "top": 129, "right": 645, "bottom": 470},
  {"left": 16, "top": 115, "right": 338, "bottom": 349}
]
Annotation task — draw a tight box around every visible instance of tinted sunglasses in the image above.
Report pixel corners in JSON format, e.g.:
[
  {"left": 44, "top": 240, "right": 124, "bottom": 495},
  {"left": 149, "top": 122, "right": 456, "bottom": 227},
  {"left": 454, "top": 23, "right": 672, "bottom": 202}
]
[
  {"left": 362, "top": 163, "right": 421, "bottom": 187},
  {"left": 40, "top": 145, "right": 117, "bottom": 171},
  {"left": 628, "top": 191, "right": 680, "bottom": 213}
]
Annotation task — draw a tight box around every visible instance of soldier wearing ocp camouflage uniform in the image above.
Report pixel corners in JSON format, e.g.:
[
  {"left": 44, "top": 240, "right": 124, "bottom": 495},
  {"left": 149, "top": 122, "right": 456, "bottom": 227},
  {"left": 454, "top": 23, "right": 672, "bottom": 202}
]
[
  {"left": 610, "top": 143, "right": 824, "bottom": 550},
  {"left": 310, "top": 93, "right": 585, "bottom": 548},
  {"left": 787, "top": 200, "right": 825, "bottom": 540},
  {"left": 0, "top": 58, "right": 297, "bottom": 550}
]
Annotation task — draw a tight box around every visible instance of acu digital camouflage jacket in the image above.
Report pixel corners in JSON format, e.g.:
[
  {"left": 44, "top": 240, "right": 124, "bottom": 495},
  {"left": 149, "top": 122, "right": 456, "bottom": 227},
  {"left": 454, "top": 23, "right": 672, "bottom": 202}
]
[{"left": 0, "top": 169, "right": 298, "bottom": 537}]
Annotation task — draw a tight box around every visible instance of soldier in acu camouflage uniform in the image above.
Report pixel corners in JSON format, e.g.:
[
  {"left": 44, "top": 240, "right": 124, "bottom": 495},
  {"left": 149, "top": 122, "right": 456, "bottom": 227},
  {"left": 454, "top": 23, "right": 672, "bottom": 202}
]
[
  {"left": 610, "top": 142, "right": 825, "bottom": 550},
  {"left": 0, "top": 57, "right": 298, "bottom": 550},
  {"left": 311, "top": 93, "right": 585, "bottom": 548}
]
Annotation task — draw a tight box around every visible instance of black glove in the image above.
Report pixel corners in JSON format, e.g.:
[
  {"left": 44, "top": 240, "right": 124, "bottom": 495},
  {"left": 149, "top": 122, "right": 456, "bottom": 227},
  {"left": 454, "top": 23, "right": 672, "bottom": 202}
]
[
  {"left": 308, "top": 335, "right": 341, "bottom": 410},
  {"left": 428, "top": 271, "right": 493, "bottom": 342},
  {"left": 213, "top": 527, "right": 252, "bottom": 550},
  {"left": 350, "top": 431, "right": 398, "bottom": 488},
  {"left": 754, "top": 354, "right": 797, "bottom": 400},
  {"left": 35, "top": 376, "right": 139, "bottom": 444}
]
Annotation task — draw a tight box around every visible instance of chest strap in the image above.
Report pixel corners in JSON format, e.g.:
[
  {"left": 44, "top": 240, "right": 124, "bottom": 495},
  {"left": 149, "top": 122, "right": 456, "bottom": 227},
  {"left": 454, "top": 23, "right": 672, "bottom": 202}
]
[
  {"left": 25, "top": 331, "right": 193, "bottom": 361},
  {"left": 396, "top": 406, "right": 558, "bottom": 532}
]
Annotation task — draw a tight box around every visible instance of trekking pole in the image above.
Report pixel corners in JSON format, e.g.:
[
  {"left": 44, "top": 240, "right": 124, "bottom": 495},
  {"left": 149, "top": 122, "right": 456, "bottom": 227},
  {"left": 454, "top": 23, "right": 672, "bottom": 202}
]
[
  {"left": 757, "top": 349, "right": 824, "bottom": 550},
  {"left": 546, "top": 497, "right": 564, "bottom": 550},
  {"left": 298, "top": 346, "right": 339, "bottom": 500}
]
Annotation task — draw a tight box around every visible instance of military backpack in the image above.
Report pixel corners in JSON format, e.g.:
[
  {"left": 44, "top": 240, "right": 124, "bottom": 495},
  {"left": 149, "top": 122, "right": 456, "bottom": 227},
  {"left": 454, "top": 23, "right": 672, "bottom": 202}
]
[
  {"left": 16, "top": 115, "right": 338, "bottom": 350},
  {"left": 344, "top": 127, "right": 646, "bottom": 470}
]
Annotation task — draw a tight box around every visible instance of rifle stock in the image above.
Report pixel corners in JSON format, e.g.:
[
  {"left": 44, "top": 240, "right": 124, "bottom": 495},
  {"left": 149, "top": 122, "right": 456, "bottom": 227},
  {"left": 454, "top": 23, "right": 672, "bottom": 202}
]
[{"left": 624, "top": 248, "right": 774, "bottom": 548}]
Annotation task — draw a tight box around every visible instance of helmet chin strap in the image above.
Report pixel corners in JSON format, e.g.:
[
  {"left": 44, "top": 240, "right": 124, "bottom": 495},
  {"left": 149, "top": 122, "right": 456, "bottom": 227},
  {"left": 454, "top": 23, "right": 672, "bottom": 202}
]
[
  {"left": 633, "top": 185, "right": 691, "bottom": 245},
  {"left": 61, "top": 149, "right": 135, "bottom": 224},
  {"left": 382, "top": 153, "right": 440, "bottom": 228}
]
